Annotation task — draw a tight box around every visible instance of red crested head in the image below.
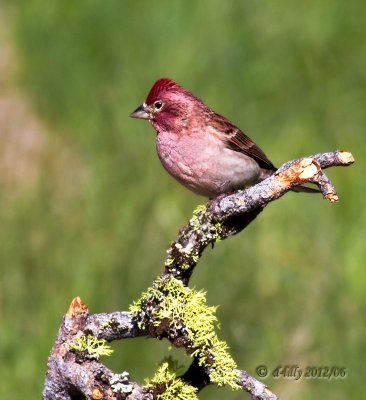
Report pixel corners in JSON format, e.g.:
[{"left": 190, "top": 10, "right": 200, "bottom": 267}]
[
  {"left": 130, "top": 78, "right": 204, "bottom": 130},
  {"left": 145, "top": 78, "right": 182, "bottom": 105}
]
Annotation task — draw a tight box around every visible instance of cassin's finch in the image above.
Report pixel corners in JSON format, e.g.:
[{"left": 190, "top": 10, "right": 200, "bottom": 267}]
[{"left": 130, "top": 78, "right": 317, "bottom": 197}]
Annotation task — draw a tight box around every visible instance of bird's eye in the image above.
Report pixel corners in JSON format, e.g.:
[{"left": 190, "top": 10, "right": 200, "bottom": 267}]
[{"left": 154, "top": 101, "right": 163, "bottom": 110}]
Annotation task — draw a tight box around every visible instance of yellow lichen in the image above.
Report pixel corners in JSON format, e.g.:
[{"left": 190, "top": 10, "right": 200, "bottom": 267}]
[
  {"left": 130, "top": 276, "right": 239, "bottom": 390},
  {"left": 165, "top": 257, "right": 175, "bottom": 266},
  {"left": 69, "top": 335, "right": 113, "bottom": 360},
  {"left": 145, "top": 362, "right": 198, "bottom": 400},
  {"left": 190, "top": 204, "right": 207, "bottom": 231},
  {"left": 101, "top": 320, "right": 113, "bottom": 328}
]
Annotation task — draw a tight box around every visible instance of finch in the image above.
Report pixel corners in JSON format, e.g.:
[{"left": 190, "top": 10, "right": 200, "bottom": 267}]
[{"left": 130, "top": 78, "right": 317, "bottom": 197}]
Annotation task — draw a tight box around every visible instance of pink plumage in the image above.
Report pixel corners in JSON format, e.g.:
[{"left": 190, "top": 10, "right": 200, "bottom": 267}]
[{"left": 130, "top": 78, "right": 318, "bottom": 197}]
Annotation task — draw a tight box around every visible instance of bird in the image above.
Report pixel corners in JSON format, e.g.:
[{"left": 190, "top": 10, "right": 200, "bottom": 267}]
[{"left": 130, "top": 78, "right": 318, "bottom": 197}]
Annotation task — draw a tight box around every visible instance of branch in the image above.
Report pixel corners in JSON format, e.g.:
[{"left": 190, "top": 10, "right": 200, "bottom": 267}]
[
  {"left": 43, "top": 150, "right": 354, "bottom": 400},
  {"left": 163, "top": 150, "right": 354, "bottom": 283},
  {"left": 181, "top": 358, "right": 279, "bottom": 399},
  {"left": 43, "top": 298, "right": 151, "bottom": 400}
]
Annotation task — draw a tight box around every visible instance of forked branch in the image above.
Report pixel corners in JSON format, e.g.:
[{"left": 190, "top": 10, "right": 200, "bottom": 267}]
[{"left": 43, "top": 150, "right": 354, "bottom": 400}]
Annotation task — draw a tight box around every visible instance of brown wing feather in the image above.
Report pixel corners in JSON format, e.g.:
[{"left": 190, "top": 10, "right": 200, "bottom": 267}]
[{"left": 211, "top": 113, "right": 276, "bottom": 171}]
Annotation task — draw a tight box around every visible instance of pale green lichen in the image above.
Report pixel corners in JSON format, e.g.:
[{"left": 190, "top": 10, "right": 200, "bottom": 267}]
[
  {"left": 129, "top": 278, "right": 165, "bottom": 329},
  {"left": 153, "top": 278, "right": 217, "bottom": 340},
  {"left": 169, "top": 241, "right": 200, "bottom": 269},
  {"left": 165, "top": 257, "right": 175, "bottom": 267},
  {"left": 101, "top": 319, "right": 113, "bottom": 328},
  {"left": 130, "top": 276, "right": 239, "bottom": 390},
  {"left": 214, "top": 222, "right": 222, "bottom": 241},
  {"left": 145, "top": 362, "right": 198, "bottom": 400},
  {"left": 189, "top": 204, "right": 223, "bottom": 245},
  {"left": 190, "top": 204, "right": 207, "bottom": 232},
  {"left": 69, "top": 334, "right": 113, "bottom": 360},
  {"left": 164, "top": 205, "right": 222, "bottom": 273},
  {"left": 191, "top": 255, "right": 199, "bottom": 263},
  {"left": 193, "top": 204, "right": 207, "bottom": 216},
  {"left": 205, "top": 337, "right": 240, "bottom": 389}
]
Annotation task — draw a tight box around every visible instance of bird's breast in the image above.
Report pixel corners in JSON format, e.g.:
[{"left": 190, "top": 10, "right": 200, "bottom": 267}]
[{"left": 156, "top": 129, "right": 261, "bottom": 196}]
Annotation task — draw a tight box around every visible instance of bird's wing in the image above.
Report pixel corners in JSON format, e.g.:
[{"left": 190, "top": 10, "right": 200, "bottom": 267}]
[{"left": 210, "top": 113, "right": 276, "bottom": 170}]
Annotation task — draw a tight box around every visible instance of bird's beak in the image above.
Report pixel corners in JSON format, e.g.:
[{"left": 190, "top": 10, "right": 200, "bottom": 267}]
[{"left": 129, "top": 104, "right": 151, "bottom": 120}]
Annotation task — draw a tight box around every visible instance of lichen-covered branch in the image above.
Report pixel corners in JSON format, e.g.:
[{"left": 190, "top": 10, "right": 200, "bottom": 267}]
[
  {"left": 43, "top": 298, "right": 151, "bottom": 400},
  {"left": 43, "top": 150, "right": 354, "bottom": 400}
]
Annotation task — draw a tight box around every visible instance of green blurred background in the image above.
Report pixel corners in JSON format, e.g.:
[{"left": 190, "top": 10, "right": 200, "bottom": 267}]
[{"left": 0, "top": 1, "right": 364, "bottom": 399}]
